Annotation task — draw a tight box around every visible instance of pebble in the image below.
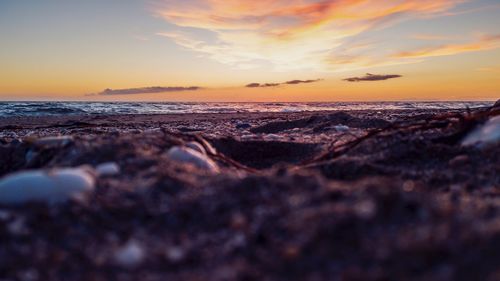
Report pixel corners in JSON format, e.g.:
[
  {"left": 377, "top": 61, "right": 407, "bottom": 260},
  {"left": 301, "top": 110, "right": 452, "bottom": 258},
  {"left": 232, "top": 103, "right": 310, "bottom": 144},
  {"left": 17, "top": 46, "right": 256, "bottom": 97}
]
[
  {"left": 166, "top": 146, "right": 220, "bottom": 173},
  {"left": 143, "top": 128, "right": 162, "bottom": 134},
  {"left": 96, "top": 162, "right": 120, "bottom": 176},
  {"left": 165, "top": 246, "right": 186, "bottom": 263},
  {"left": 354, "top": 199, "right": 377, "bottom": 219},
  {"left": 34, "top": 136, "right": 73, "bottom": 148},
  {"left": 461, "top": 116, "right": 500, "bottom": 146},
  {"left": 113, "top": 240, "right": 145, "bottom": 267},
  {"left": 334, "top": 125, "right": 350, "bottom": 132},
  {"left": 240, "top": 134, "right": 255, "bottom": 141},
  {"left": 236, "top": 123, "right": 251, "bottom": 130},
  {"left": 0, "top": 167, "right": 95, "bottom": 204},
  {"left": 264, "top": 134, "right": 281, "bottom": 141},
  {"left": 185, "top": 141, "right": 206, "bottom": 155},
  {"left": 7, "top": 216, "right": 28, "bottom": 235},
  {"left": 448, "top": 155, "right": 469, "bottom": 167}
]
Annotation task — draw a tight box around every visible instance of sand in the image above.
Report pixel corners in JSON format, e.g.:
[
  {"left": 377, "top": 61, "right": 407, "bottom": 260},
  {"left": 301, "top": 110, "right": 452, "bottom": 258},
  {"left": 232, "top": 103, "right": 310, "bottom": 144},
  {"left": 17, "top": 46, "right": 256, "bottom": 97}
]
[{"left": 0, "top": 104, "right": 499, "bottom": 281}]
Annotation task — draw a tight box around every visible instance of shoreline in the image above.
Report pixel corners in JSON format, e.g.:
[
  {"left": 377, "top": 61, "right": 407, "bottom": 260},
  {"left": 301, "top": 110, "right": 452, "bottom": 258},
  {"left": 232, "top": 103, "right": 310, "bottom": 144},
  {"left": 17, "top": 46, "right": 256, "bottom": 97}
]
[{"left": 0, "top": 107, "right": 478, "bottom": 127}]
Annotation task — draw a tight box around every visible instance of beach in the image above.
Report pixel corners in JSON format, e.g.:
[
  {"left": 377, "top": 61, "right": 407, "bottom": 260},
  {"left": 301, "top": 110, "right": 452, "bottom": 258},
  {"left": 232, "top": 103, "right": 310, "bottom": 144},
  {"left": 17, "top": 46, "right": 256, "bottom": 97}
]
[{"left": 1, "top": 103, "right": 499, "bottom": 280}]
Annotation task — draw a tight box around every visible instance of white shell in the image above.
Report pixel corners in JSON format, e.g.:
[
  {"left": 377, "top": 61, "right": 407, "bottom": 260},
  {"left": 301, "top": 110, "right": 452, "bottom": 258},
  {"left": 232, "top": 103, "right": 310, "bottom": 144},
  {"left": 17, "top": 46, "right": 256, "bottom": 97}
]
[
  {"left": 34, "top": 136, "right": 73, "bottom": 147},
  {"left": 0, "top": 168, "right": 95, "bottom": 204},
  {"left": 96, "top": 162, "right": 120, "bottom": 176},
  {"left": 166, "top": 146, "right": 219, "bottom": 173},
  {"left": 462, "top": 116, "right": 500, "bottom": 146}
]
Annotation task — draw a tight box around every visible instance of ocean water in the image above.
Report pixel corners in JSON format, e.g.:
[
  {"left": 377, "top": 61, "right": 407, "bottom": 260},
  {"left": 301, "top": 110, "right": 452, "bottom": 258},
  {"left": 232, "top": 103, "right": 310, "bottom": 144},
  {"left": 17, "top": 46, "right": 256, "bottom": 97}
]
[{"left": 0, "top": 101, "right": 493, "bottom": 117}]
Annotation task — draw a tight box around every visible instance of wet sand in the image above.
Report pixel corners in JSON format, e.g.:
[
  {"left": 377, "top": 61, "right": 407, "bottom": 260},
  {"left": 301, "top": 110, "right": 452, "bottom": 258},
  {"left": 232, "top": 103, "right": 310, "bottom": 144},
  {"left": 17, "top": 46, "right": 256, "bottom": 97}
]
[{"left": 0, "top": 104, "right": 499, "bottom": 280}]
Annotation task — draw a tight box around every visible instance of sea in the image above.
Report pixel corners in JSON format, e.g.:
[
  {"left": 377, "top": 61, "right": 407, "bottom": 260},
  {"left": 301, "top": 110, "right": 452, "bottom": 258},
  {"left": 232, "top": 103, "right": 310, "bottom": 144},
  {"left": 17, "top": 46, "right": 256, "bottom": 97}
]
[{"left": 0, "top": 101, "right": 494, "bottom": 117}]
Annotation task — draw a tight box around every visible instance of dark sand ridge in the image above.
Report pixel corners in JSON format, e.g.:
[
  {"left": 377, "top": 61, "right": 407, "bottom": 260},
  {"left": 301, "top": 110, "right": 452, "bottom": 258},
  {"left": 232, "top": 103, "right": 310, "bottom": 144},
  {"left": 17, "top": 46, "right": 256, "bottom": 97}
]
[{"left": 0, "top": 103, "right": 499, "bottom": 280}]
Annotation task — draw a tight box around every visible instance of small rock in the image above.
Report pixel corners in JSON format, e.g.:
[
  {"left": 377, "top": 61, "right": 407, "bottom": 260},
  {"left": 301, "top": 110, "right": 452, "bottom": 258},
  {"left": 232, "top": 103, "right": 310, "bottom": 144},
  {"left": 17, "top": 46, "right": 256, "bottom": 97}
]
[
  {"left": 264, "top": 134, "right": 281, "bottom": 141},
  {"left": 34, "top": 136, "right": 73, "bottom": 148},
  {"left": 96, "top": 162, "right": 120, "bottom": 176},
  {"left": 21, "top": 269, "right": 39, "bottom": 281},
  {"left": 113, "top": 240, "right": 145, "bottom": 267},
  {"left": 0, "top": 167, "right": 95, "bottom": 205},
  {"left": 334, "top": 125, "right": 350, "bottom": 132},
  {"left": 354, "top": 199, "right": 377, "bottom": 219},
  {"left": 165, "top": 246, "right": 186, "bottom": 263},
  {"left": 7, "top": 216, "right": 28, "bottom": 235},
  {"left": 402, "top": 180, "right": 416, "bottom": 192},
  {"left": 143, "top": 128, "right": 162, "bottom": 134},
  {"left": 185, "top": 141, "right": 206, "bottom": 155},
  {"left": 448, "top": 155, "right": 469, "bottom": 167},
  {"left": 230, "top": 212, "right": 248, "bottom": 229},
  {"left": 166, "top": 146, "right": 220, "bottom": 173},
  {"left": 450, "top": 184, "right": 463, "bottom": 193},
  {"left": 240, "top": 134, "right": 255, "bottom": 141},
  {"left": 462, "top": 116, "right": 500, "bottom": 146},
  {"left": 236, "top": 123, "right": 251, "bottom": 130}
]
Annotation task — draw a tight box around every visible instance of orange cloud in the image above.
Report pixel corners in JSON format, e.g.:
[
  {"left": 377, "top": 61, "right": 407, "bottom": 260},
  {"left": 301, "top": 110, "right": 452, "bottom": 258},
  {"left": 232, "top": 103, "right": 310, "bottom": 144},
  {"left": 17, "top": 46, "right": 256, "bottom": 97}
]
[
  {"left": 393, "top": 34, "right": 500, "bottom": 59},
  {"left": 153, "top": 0, "right": 461, "bottom": 71}
]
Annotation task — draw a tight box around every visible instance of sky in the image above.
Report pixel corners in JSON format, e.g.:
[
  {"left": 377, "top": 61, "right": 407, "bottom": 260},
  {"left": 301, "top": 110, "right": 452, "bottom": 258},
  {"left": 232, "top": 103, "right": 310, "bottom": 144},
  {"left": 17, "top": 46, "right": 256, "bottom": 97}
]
[{"left": 0, "top": 0, "right": 499, "bottom": 102}]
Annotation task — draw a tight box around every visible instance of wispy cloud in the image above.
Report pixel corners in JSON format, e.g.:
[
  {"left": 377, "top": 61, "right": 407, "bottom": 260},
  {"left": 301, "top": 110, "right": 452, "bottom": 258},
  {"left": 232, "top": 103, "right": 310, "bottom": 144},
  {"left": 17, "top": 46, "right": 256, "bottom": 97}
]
[
  {"left": 410, "top": 33, "right": 461, "bottom": 41},
  {"left": 393, "top": 34, "right": 500, "bottom": 59},
  {"left": 476, "top": 66, "right": 500, "bottom": 73},
  {"left": 153, "top": 0, "right": 462, "bottom": 71},
  {"left": 95, "top": 86, "right": 201, "bottom": 96},
  {"left": 245, "top": 79, "right": 321, "bottom": 88},
  {"left": 343, "top": 73, "right": 402, "bottom": 82}
]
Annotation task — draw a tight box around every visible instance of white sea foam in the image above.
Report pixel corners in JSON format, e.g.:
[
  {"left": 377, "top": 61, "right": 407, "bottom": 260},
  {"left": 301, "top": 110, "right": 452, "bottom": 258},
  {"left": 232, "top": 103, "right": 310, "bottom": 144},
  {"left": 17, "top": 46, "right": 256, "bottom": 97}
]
[{"left": 0, "top": 101, "right": 492, "bottom": 117}]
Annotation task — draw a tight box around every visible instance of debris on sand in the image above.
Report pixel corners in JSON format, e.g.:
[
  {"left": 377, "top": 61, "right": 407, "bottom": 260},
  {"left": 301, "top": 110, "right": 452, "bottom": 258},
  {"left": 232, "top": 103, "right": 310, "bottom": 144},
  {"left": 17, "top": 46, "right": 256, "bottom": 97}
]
[
  {"left": 166, "top": 146, "right": 220, "bottom": 173},
  {"left": 0, "top": 167, "right": 95, "bottom": 204}
]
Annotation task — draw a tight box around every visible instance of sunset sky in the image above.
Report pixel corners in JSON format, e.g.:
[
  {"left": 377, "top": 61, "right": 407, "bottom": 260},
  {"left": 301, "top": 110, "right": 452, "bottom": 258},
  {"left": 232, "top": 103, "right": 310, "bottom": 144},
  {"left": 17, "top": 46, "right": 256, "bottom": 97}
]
[{"left": 0, "top": 0, "right": 499, "bottom": 101}]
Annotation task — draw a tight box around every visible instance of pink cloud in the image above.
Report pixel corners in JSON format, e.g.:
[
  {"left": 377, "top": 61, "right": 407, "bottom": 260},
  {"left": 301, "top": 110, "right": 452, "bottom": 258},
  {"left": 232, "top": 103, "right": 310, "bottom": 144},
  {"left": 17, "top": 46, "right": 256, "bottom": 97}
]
[{"left": 152, "top": 0, "right": 466, "bottom": 71}]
